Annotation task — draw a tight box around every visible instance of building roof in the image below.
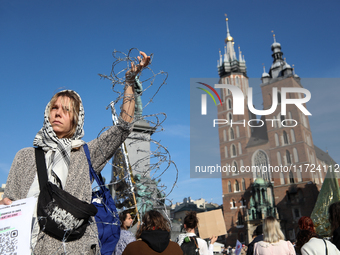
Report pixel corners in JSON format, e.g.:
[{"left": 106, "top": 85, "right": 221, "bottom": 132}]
[{"left": 314, "top": 145, "right": 337, "bottom": 165}]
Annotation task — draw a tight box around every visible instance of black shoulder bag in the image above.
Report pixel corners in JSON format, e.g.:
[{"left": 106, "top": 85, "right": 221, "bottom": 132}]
[{"left": 35, "top": 147, "right": 97, "bottom": 241}]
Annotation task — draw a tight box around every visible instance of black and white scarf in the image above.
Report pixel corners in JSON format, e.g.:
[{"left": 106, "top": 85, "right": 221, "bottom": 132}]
[{"left": 32, "top": 90, "right": 85, "bottom": 190}]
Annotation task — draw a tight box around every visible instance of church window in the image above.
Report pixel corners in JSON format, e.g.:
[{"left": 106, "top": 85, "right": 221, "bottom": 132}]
[
  {"left": 238, "top": 143, "right": 242, "bottom": 155},
  {"left": 277, "top": 151, "right": 282, "bottom": 165},
  {"left": 283, "top": 131, "right": 289, "bottom": 145},
  {"left": 278, "top": 91, "right": 281, "bottom": 104},
  {"left": 223, "top": 129, "right": 227, "bottom": 141},
  {"left": 236, "top": 126, "right": 240, "bottom": 138},
  {"left": 242, "top": 178, "right": 246, "bottom": 191},
  {"left": 228, "top": 112, "right": 233, "bottom": 121},
  {"left": 228, "top": 181, "right": 232, "bottom": 193},
  {"left": 280, "top": 115, "right": 285, "bottom": 122},
  {"left": 236, "top": 76, "right": 240, "bottom": 86},
  {"left": 290, "top": 129, "right": 296, "bottom": 143},
  {"left": 232, "top": 199, "right": 236, "bottom": 207},
  {"left": 288, "top": 111, "right": 293, "bottom": 124},
  {"left": 224, "top": 146, "right": 228, "bottom": 158},
  {"left": 253, "top": 150, "right": 270, "bottom": 181},
  {"left": 232, "top": 145, "right": 237, "bottom": 157},
  {"left": 293, "top": 148, "right": 299, "bottom": 163},
  {"left": 227, "top": 98, "right": 232, "bottom": 110},
  {"left": 275, "top": 133, "right": 279, "bottom": 146},
  {"left": 289, "top": 171, "right": 295, "bottom": 183},
  {"left": 235, "top": 180, "right": 240, "bottom": 192},
  {"left": 280, "top": 172, "right": 285, "bottom": 184},
  {"left": 238, "top": 211, "right": 243, "bottom": 225},
  {"left": 286, "top": 150, "right": 292, "bottom": 164},
  {"left": 273, "top": 116, "right": 278, "bottom": 128},
  {"left": 230, "top": 128, "right": 235, "bottom": 140},
  {"left": 233, "top": 161, "right": 239, "bottom": 174}
]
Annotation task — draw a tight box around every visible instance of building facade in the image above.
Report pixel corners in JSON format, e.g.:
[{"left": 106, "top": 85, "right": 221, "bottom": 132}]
[{"left": 217, "top": 17, "right": 335, "bottom": 245}]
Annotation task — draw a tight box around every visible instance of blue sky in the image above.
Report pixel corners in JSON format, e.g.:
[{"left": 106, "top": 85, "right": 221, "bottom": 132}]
[{"left": 1, "top": 0, "right": 339, "bottom": 206}]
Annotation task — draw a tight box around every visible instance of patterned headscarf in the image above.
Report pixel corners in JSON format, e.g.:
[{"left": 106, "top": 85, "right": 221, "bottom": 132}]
[{"left": 33, "top": 90, "right": 85, "bottom": 189}]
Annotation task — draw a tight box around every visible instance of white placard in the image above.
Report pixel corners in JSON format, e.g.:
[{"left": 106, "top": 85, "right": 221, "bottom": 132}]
[{"left": 0, "top": 197, "right": 37, "bottom": 255}]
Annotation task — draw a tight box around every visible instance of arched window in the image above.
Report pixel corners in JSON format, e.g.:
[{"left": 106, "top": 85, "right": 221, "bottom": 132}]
[
  {"left": 277, "top": 151, "right": 282, "bottom": 165},
  {"left": 275, "top": 133, "right": 279, "bottom": 146},
  {"left": 232, "top": 144, "right": 237, "bottom": 157},
  {"left": 238, "top": 211, "right": 243, "bottom": 225},
  {"left": 233, "top": 161, "right": 239, "bottom": 173},
  {"left": 236, "top": 126, "right": 240, "bottom": 138},
  {"left": 230, "top": 128, "right": 235, "bottom": 140},
  {"left": 238, "top": 143, "right": 242, "bottom": 155},
  {"left": 289, "top": 171, "right": 295, "bottom": 183},
  {"left": 228, "top": 112, "right": 233, "bottom": 121},
  {"left": 228, "top": 181, "right": 232, "bottom": 193},
  {"left": 281, "top": 114, "right": 285, "bottom": 122},
  {"left": 235, "top": 180, "right": 240, "bottom": 192},
  {"left": 293, "top": 148, "right": 299, "bottom": 163},
  {"left": 286, "top": 150, "right": 292, "bottom": 164},
  {"left": 232, "top": 199, "right": 236, "bottom": 207},
  {"left": 290, "top": 129, "right": 296, "bottom": 143},
  {"left": 280, "top": 172, "right": 285, "bottom": 184},
  {"left": 223, "top": 129, "right": 227, "bottom": 141},
  {"left": 242, "top": 178, "right": 246, "bottom": 191},
  {"left": 253, "top": 150, "right": 270, "bottom": 181},
  {"left": 227, "top": 98, "right": 232, "bottom": 110},
  {"left": 283, "top": 131, "right": 289, "bottom": 145},
  {"left": 288, "top": 111, "right": 293, "bottom": 124},
  {"left": 224, "top": 146, "right": 228, "bottom": 158},
  {"left": 236, "top": 76, "right": 239, "bottom": 86},
  {"left": 273, "top": 116, "right": 278, "bottom": 128}
]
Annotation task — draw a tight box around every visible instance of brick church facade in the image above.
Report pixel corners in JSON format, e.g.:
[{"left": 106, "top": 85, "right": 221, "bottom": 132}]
[{"left": 217, "top": 18, "right": 335, "bottom": 245}]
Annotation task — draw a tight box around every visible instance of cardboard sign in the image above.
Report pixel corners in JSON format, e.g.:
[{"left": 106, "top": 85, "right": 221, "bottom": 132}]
[{"left": 197, "top": 209, "right": 227, "bottom": 239}]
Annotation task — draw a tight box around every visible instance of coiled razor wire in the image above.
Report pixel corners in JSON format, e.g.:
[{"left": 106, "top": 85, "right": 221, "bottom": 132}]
[{"left": 98, "top": 49, "right": 178, "bottom": 223}]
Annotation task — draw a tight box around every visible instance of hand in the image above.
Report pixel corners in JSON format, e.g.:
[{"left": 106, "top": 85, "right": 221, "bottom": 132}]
[
  {"left": 210, "top": 235, "right": 217, "bottom": 244},
  {"left": 125, "top": 51, "right": 151, "bottom": 83},
  {"left": 0, "top": 197, "right": 12, "bottom": 205}
]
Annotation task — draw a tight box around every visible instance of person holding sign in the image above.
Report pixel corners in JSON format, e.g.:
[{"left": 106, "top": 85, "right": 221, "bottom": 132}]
[
  {"left": 177, "top": 211, "right": 217, "bottom": 255},
  {"left": 0, "top": 51, "right": 150, "bottom": 254}
]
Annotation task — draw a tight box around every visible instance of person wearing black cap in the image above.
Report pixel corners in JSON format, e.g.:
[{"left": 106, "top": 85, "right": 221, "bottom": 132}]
[{"left": 247, "top": 225, "right": 263, "bottom": 255}]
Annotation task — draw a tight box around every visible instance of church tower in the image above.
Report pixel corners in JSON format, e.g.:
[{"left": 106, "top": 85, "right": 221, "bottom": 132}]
[
  {"left": 217, "top": 16, "right": 258, "bottom": 245},
  {"left": 217, "top": 20, "right": 333, "bottom": 246}
]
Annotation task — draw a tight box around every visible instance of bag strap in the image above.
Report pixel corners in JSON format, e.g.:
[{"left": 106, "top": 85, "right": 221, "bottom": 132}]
[
  {"left": 191, "top": 236, "right": 199, "bottom": 251},
  {"left": 323, "top": 239, "right": 328, "bottom": 255},
  {"left": 83, "top": 144, "right": 105, "bottom": 192},
  {"left": 35, "top": 147, "right": 48, "bottom": 190}
]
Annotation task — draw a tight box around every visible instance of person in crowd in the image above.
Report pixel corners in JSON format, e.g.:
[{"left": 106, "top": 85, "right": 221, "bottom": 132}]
[
  {"left": 296, "top": 229, "right": 340, "bottom": 255},
  {"left": 329, "top": 201, "right": 340, "bottom": 250},
  {"left": 176, "top": 211, "right": 217, "bottom": 255},
  {"left": 122, "top": 210, "right": 183, "bottom": 255},
  {"left": 298, "top": 216, "right": 316, "bottom": 233},
  {"left": 247, "top": 225, "right": 263, "bottom": 255},
  {"left": 295, "top": 216, "right": 316, "bottom": 254},
  {"left": 0, "top": 51, "right": 150, "bottom": 254},
  {"left": 114, "top": 211, "right": 136, "bottom": 255},
  {"left": 253, "top": 216, "right": 295, "bottom": 255},
  {"left": 241, "top": 244, "right": 247, "bottom": 255}
]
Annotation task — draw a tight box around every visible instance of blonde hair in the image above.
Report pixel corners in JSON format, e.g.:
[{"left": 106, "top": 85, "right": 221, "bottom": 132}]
[
  {"left": 263, "top": 216, "right": 285, "bottom": 243},
  {"left": 48, "top": 90, "right": 81, "bottom": 138}
]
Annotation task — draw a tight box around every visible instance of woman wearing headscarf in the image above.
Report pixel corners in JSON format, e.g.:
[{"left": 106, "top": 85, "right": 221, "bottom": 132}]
[{"left": 0, "top": 51, "right": 150, "bottom": 254}]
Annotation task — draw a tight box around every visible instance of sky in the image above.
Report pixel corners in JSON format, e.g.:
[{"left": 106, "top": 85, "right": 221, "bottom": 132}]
[{"left": 1, "top": 0, "right": 339, "bottom": 206}]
